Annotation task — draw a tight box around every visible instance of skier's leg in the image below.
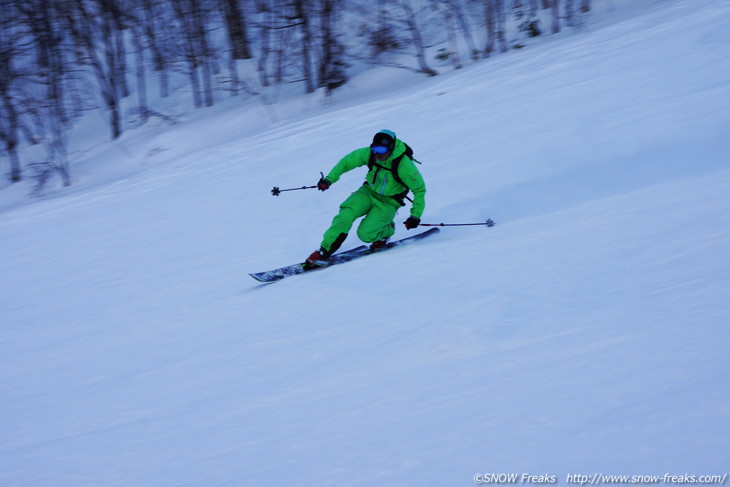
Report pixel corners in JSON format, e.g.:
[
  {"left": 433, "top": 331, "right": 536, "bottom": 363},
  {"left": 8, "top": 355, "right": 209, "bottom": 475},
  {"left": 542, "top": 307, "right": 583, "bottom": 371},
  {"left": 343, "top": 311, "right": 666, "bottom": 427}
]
[
  {"left": 320, "top": 187, "right": 372, "bottom": 253},
  {"left": 356, "top": 198, "right": 398, "bottom": 243}
]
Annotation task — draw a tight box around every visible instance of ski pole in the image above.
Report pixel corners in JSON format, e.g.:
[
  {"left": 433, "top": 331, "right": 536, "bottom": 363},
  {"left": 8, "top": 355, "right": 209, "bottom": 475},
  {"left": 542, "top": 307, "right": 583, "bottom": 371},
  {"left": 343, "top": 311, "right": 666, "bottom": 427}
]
[
  {"left": 271, "top": 172, "right": 322, "bottom": 196},
  {"left": 271, "top": 185, "right": 317, "bottom": 196},
  {"left": 419, "top": 219, "right": 495, "bottom": 227}
]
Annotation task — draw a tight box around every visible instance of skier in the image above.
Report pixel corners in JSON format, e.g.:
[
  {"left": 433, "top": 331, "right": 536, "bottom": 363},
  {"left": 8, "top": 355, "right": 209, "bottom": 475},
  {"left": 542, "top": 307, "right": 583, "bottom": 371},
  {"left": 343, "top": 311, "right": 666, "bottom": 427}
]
[{"left": 305, "top": 129, "right": 427, "bottom": 268}]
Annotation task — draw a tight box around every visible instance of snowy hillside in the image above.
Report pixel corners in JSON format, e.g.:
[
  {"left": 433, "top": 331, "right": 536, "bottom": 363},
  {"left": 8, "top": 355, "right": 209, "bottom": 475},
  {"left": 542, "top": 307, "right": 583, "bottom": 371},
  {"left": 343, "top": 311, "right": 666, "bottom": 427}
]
[{"left": 2, "top": 1, "right": 729, "bottom": 486}]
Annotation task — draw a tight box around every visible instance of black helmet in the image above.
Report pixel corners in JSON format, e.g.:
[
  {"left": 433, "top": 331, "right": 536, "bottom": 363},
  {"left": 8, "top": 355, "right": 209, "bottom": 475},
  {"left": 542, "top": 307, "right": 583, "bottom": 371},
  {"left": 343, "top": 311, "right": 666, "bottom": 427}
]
[{"left": 370, "top": 129, "right": 396, "bottom": 154}]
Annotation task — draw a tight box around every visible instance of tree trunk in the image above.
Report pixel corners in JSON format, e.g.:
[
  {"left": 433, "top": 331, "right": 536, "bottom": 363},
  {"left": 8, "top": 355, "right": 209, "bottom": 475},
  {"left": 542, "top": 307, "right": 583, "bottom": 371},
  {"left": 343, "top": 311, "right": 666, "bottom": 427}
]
[
  {"left": 401, "top": 0, "right": 438, "bottom": 76},
  {"left": 132, "top": 26, "right": 149, "bottom": 124},
  {"left": 484, "top": 0, "right": 495, "bottom": 56},
  {"left": 221, "top": 0, "right": 252, "bottom": 60},
  {"left": 8, "top": 144, "right": 22, "bottom": 183},
  {"left": 142, "top": 0, "right": 169, "bottom": 98},
  {"left": 194, "top": 1, "right": 214, "bottom": 107},
  {"left": 443, "top": 7, "right": 462, "bottom": 69},
  {"left": 1, "top": 96, "right": 22, "bottom": 182},
  {"left": 566, "top": 0, "right": 575, "bottom": 27},
  {"left": 449, "top": 0, "right": 478, "bottom": 60},
  {"left": 495, "top": 0, "right": 508, "bottom": 52},
  {"left": 293, "top": 0, "right": 315, "bottom": 93},
  {"left": 552, "top": 0, "right": 561, "bottom": 34},
  {"left": 173, "top": 0, "right": 209, "bottom": 108}
]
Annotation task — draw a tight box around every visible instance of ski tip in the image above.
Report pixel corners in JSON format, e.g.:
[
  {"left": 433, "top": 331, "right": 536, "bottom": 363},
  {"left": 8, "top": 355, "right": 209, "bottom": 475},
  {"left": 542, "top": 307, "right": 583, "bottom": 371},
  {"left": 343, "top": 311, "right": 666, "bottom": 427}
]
[{"left": 249, "top": 273, "right": 279, "bottom": 283}]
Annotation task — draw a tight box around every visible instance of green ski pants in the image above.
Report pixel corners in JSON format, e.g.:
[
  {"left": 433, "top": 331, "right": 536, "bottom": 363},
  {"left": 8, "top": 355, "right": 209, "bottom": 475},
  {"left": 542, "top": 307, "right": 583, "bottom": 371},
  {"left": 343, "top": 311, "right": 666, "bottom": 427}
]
[{"left": 321, "top": 185, "right": 398, "bottom": 252}]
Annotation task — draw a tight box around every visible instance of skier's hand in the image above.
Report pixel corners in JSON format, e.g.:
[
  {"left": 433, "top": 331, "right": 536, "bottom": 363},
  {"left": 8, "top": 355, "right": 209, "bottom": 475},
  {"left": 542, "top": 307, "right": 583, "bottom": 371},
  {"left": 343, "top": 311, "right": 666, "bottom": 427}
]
[
  {"left": 404, "top": 216, "right": 420, "bottom": 230},
  {"left": 317, "top": 177, "right": 331, "bottom": 191}
]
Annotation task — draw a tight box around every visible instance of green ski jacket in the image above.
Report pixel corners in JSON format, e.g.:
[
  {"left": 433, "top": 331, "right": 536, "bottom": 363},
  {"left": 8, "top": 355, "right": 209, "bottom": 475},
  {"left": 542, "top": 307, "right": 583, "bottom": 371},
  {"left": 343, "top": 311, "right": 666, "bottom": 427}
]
[{"left": 324, "top": 139, "right": 427, "bottom": 218}]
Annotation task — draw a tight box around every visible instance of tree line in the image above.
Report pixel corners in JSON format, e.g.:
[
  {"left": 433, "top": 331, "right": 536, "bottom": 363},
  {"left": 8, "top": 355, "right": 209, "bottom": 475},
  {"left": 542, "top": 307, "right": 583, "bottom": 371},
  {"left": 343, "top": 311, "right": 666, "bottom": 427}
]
[{"left": 0, "top": 0, "right": 591, "bottom": 189}]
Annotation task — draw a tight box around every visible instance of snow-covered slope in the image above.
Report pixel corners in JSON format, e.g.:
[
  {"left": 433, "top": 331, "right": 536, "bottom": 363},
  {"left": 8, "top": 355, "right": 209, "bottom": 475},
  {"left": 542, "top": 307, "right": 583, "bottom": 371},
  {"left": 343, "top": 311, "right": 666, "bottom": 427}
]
[{"left": 2, "top": 1, "right": 729, "bottom": 485}]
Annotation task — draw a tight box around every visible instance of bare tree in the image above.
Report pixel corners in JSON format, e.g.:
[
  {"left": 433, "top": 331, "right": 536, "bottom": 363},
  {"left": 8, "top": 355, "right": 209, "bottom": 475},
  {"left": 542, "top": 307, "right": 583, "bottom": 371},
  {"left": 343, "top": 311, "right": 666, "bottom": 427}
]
[
  {"left": 444, "top": 0, "right": 479, "bottom": 61},
  {"left": 293, "top": 0, "right": 316, "bottom": 93},
  {"left": 441, "top": 3, "right": 464, "bottom": 69},
  {"left": 172, "top": 0, "right": 215, "bottom": 108},
  {"left": 39, "top": 0, "right": 73, "bottom": 186},
  {"left": 362, "top": 0, "right": 402, "bottom": 60},
  {"left": 130, "top": 15, "right": 149, "bottom": 124},
  {"left": 398, "top": 0, "right": 438, "bottom": 76},
  {"left": 220, "top": 0, "right": 252, "bottom": 96},
  {"left": 141, "top": 0, "right": 171, "bottom": 98},
  {"left": 484, "top": 0, "right": 496, "bottom": 56},
  {"left": 317, "top": 0, "right": 349, "bottom": 91},
  {"left": 552, "top": 0, "right": 561, "bottom": 34},
  {"left": 220, "top": 0, "right": 252, "bottom": 60},
  {"left": 8, "top": 0, "right": 75, "bottom": 187},
  {"left": 565, "top": 0, "right": 576, "bottom": 27},
  {"left": 255, "top": 0, "right": 275, "bottom": 88},
  {"left": 0, "top": 1, "right": 23, "bottom": 182},
  {"left": 526, "top": 0, "right": 543, "bottom": 36},
  {"left": 253, "top": 0, "right": 317, "bottom": 94},
  {"left": 484, "top": 0, "right": 508, "bottom": 56},
  {"left": 65, "top": 0, "right": 128, "bottom": 140}
]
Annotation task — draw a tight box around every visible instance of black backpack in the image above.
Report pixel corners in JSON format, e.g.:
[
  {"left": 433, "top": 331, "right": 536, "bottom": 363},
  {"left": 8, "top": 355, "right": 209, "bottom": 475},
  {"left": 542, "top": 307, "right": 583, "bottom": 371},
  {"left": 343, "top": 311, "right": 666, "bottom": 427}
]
[{"left": 367, "top": 142, "right": 420, "bottom": 205}]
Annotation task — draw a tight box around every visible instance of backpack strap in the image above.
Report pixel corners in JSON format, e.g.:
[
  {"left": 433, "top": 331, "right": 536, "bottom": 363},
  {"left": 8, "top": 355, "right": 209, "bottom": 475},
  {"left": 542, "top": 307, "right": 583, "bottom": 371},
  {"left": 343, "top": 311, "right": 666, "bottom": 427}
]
[
  {"left": 368, "top": 153, "right": 406, "bottom": 185},
  {"left": 368, "top": 141, "right": 416, "bottom": 182},
  {"left": 367, "top": 150, "right": 411, "bottom": 206}
]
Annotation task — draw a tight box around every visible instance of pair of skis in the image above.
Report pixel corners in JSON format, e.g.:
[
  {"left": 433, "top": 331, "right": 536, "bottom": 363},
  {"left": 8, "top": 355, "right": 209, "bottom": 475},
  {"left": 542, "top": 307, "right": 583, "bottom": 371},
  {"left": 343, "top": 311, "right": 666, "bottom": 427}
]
[{"left": 250, "top": 227, "right": 440, "bottom": 283}]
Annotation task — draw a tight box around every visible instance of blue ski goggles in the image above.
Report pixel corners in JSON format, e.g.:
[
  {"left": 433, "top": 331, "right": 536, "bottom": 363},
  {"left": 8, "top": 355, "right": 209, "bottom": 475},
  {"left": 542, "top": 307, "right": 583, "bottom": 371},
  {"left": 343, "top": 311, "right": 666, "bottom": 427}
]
[{"left": 371, "top": 146, "right": 390, "bottom": 154}]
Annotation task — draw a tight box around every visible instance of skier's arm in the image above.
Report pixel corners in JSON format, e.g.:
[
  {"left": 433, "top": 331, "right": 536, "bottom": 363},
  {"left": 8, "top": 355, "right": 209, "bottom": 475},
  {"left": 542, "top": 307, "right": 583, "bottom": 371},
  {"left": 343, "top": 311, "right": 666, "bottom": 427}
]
[
  {"left": 398, "top": 158, "right": 426, "bottom": 219},
  {"left": 324, "top": 148, "right": 370, "bottom": 184}
]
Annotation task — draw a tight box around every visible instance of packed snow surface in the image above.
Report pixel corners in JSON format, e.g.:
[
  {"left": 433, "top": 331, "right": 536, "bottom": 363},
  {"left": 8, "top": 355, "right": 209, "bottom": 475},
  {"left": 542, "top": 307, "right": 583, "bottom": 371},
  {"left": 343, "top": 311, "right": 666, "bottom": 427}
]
[{"left": 1, "top": 1, "right": 729, "bottom": 485}]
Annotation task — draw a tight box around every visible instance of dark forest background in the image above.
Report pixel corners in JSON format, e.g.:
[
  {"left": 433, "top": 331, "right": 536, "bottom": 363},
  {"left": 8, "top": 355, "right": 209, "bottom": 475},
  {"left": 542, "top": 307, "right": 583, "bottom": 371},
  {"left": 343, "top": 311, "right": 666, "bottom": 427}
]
[{"left": 0, "top": 0, "right": 592, "bottom": 188}]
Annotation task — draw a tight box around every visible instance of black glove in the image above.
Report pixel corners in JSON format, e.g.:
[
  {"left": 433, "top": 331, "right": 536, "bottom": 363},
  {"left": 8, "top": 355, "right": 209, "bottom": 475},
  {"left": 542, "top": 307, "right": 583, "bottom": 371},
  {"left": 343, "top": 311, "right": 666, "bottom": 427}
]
[
  {"left": 404, "top": 216, "right": 420, "bottom": 230},
  {"left": 317, "top": 177, "right": 331, "bottom": 191}
]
